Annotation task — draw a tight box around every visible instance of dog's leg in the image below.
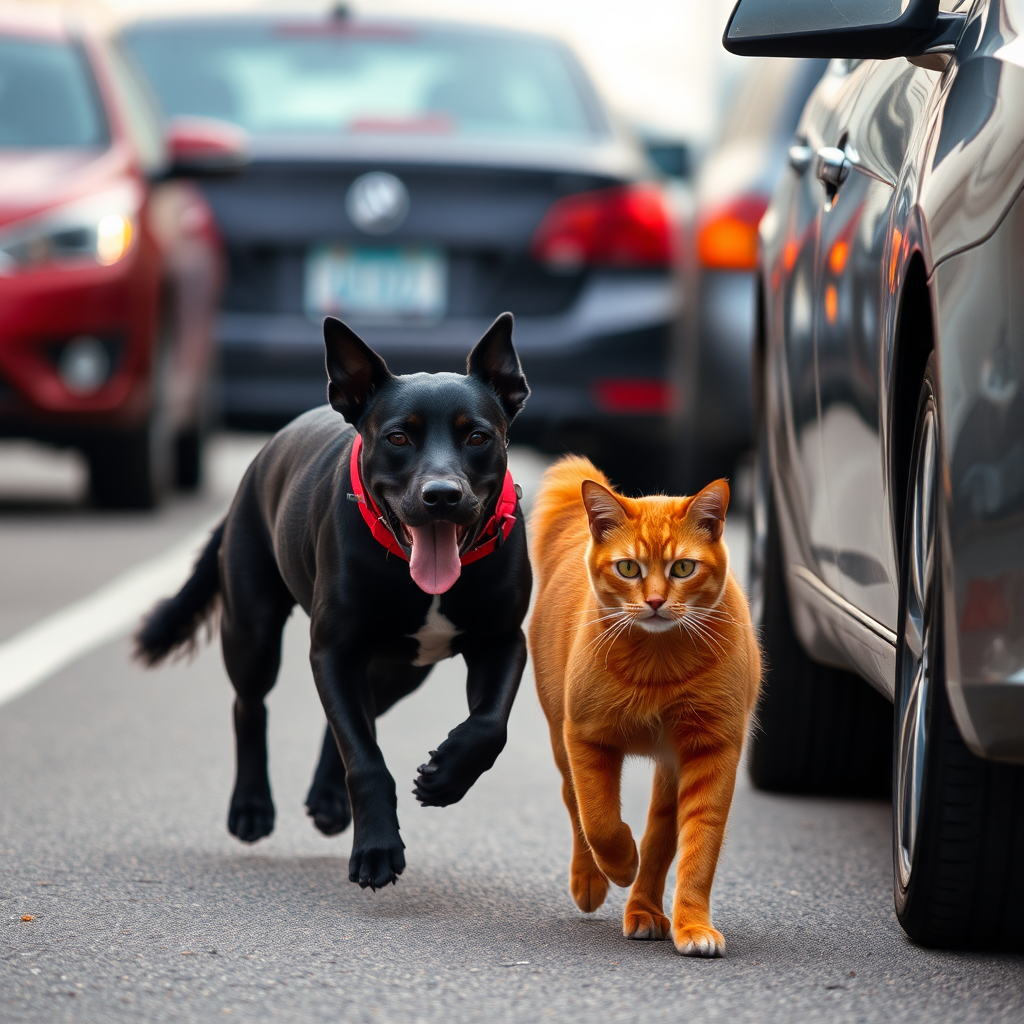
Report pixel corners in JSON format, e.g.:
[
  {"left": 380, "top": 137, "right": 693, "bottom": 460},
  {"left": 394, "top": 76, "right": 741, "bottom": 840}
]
[
  {"left": 310, "top": 643, "right": 406, "bottom": 890},
  {"left": 220, "top": 516, "right": 294, "bottom": 844},
  {"left": 305, "top": 724, "right": 351, "bottom": 836},
  {"left": 413, "top": 629, "right": 527, "bottom": 807},
  {"left": 305, "top": 661, "right": 430, "bottom": 837}
]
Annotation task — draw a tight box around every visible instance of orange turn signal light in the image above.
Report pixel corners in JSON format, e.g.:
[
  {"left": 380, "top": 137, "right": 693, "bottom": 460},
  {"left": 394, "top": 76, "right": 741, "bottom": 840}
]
[{"left": 696, "top": 195, "right": 769, "bottom": 271}]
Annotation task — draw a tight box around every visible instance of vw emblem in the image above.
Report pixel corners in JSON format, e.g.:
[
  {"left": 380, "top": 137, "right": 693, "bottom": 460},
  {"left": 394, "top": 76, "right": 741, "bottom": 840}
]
[{"left": 346, "top": 172, "right": 409, "bottom": 235}]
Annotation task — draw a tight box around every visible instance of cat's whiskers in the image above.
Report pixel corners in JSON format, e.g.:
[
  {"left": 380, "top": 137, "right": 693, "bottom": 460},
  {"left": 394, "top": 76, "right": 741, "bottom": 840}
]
[{"left": 679, "top": 611, "right": 729, "bottom": 656}]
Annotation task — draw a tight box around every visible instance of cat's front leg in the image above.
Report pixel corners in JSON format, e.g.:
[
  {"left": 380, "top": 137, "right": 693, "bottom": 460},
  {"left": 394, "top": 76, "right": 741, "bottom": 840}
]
[
  {"left": 564, "top": 725, "right": 638, "bottom": 888},
  {"left": 671, "top": 741, "right": 743, "bottom": 957}
]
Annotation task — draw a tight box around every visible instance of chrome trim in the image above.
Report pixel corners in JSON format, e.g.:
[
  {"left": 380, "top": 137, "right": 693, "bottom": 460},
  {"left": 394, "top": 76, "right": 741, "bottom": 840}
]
[{"left": 791, "top": 564, "right": 898, "bottom": 646}]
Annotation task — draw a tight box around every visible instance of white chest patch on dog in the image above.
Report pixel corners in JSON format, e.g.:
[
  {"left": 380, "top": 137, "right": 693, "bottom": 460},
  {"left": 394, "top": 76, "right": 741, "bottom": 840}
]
[{"left": 409, "top": 596, "right": 462, "bottom": 667}]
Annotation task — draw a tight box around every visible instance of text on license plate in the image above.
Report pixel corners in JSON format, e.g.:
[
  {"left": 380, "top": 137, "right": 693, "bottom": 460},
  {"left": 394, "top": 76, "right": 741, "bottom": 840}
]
[{"left": 305, "top": 246, "right": 447, "bottom": 320}]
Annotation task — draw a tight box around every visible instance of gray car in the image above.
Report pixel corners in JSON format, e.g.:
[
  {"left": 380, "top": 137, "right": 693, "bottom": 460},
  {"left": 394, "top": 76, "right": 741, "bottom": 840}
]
[{"left": 726, "top": 0, "right": 1024, "bottom": 948}]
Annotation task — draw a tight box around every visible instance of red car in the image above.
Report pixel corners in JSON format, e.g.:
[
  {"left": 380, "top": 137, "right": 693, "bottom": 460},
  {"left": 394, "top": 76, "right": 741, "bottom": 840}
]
[{"left": 0, "top": 7, "right": 242, "bottom": 508}]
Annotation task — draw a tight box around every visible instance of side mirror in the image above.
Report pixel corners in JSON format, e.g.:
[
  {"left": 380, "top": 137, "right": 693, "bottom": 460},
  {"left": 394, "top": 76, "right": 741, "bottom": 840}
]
[
  {"left": 644, "top": 139, "right": 692, "bottom": 181},
  {"left": 165, "top": 117, "right": 249, "bottom": 177},
  {"left": 723, "top": 0, "right": 957, "bottom": 60}
]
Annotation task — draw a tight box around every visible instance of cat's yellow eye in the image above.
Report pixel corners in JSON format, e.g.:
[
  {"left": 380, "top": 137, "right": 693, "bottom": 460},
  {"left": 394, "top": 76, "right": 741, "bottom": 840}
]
[
  {"left": 670, "top": 559, "right": 696, "bottom": 579},
  {"left": 616, "top": 560, "right": 641, "bottom": 579}
]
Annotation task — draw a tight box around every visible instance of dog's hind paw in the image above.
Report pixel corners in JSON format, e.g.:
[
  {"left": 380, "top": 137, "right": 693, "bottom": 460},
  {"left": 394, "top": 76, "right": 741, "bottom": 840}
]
[
  {"left": 227, "top": 796, "right": 275, "bottom": 844},
  {"left": 305, "top": 786, "right": 352, "bottom": 836},
  {"left": 349, "top": 842, "right": 406, "bottom": 891}
]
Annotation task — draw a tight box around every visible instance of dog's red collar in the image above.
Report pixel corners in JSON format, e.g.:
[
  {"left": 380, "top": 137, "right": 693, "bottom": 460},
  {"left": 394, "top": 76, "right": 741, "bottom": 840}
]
[{"left": 348, "top": 433, "right": 518, "bottom": 567}]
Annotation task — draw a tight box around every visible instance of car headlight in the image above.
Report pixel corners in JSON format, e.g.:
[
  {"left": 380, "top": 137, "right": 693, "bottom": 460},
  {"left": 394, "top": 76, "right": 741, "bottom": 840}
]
[{"left": 0, "top": 187, "right": 139, "bottom": 275}]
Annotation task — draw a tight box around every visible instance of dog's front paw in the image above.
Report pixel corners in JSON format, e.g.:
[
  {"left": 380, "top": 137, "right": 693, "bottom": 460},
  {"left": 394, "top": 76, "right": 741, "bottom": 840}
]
[
  {"left": 413, "top": 722, "right": 505, "bottom": 807},
  {"left": 228, "top": 794, "right": 275, "bottom": 844},
  {"left": 348, "top": 841, "right": 406, "bottom": 890},
  {"left": 305, "top": 783, "right": 352, "bottom": 836}
]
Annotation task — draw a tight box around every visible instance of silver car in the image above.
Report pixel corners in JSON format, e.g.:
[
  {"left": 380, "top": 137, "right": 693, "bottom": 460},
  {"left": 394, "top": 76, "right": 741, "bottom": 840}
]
[{"left": 726, "top": 0, "right": 1024, "bottom": 948}]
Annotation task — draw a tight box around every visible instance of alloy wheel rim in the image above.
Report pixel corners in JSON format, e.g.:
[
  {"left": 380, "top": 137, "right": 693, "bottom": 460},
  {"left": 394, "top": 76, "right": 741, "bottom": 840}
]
[{"left": 896, "top": 404, "right": 937, "bottom": 891}]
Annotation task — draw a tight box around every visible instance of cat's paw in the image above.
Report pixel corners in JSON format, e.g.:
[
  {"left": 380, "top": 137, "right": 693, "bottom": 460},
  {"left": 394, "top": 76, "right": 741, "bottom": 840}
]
[
  {"left": 570, "top": 867, "right": 609, "bottom": 913},
  {"left": 592, "top": 840, "right": 639, "bottom": 889},
  {"left": 623, "top": 907, "right": 671, "bottom": 940},
  {"left": 673, "top": 924, "right": 725, "bottom": 958}
]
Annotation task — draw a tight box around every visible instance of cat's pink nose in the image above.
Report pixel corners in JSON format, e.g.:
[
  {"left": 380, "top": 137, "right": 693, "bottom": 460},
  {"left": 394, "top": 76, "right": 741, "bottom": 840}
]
[{"left": 646, "top": 596, "right": 665, "bottom": 611}]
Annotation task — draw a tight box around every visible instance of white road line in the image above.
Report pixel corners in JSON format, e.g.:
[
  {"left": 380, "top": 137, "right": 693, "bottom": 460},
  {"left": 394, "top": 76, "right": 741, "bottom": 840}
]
[{"left": 0, "top": 519, "right": 220, "bottom": 709}]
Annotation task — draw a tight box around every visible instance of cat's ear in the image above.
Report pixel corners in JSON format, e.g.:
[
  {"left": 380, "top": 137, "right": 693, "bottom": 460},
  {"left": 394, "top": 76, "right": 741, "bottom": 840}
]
[
  {"left": 582, "top": 480, "right": 629, "bottom": 541},
  {"left": 687, "top": 479, "right": 730, "bottom": 541},
  {"left": 467, "top": 312, "right": 530, "bottom": 424},
  {"left": 324, "top": 317, "right": 393, "bottom": 426}
]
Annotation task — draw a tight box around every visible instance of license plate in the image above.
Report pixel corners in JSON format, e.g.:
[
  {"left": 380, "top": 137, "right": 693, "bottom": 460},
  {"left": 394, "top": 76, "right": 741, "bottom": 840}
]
[{"left": 305, "top": 246, "right": 447, "bottom": 320}]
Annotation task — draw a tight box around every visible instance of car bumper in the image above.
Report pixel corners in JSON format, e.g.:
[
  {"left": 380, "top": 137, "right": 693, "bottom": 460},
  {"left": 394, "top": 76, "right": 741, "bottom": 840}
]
[
  {"left": 934, "top": 193, "right": 1024, "bottom": 762},
  {"left": 217, "top": 273, "right": 681, "bottom": 447},
  {"left": 0, "top": 257, "right": 154, "bottom": 441}
]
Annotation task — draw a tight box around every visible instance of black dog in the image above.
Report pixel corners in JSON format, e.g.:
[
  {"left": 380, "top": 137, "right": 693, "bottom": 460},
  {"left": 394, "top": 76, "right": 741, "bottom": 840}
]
[{"left": 136, "top": 313, "right": 532, "bottom": 890}]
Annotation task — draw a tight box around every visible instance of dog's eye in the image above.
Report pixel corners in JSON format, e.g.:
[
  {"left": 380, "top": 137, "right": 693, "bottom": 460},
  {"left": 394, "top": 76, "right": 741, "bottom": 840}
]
[
  {"left": 387, "top": 432, "right": 409, "bottom": 447},
  {"left": 466, "top": 431, "right": 489, "bottom": 447},
  {"left": 670, "top": 559, "right": 696, "bottom": 579}
]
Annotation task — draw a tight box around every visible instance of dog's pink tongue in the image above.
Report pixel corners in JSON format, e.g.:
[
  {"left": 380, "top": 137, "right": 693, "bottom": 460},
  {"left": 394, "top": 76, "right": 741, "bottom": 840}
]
[{"left": 408, "top": 522, "right": 461, "bottom": 594}]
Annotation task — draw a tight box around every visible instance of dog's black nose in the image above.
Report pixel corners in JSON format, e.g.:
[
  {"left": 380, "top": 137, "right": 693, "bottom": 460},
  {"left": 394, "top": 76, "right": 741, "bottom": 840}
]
[{"left": 421, "top": 480, "right": 463, "bottom": 508}]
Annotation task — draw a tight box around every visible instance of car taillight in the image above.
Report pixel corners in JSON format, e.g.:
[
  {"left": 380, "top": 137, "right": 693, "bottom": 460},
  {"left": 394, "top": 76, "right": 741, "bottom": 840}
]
[
  {"left": 531, "top": 184, "right": 674, "bottom": 272},
  {"left": 592, "top": 379, "right": 673, "bottom": 415},
  {"left": 696, "top": 195, "right": 769, "bottom": 271}
]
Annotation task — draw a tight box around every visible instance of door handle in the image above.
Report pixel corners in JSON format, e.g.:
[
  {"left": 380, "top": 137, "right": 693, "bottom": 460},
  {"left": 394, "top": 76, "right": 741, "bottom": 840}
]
[
  {"left": 788, "top": 144, "right": 814, "bottom": 174},
  {"left": 816, "top": 146, "right": 851, "bottom": 200}
]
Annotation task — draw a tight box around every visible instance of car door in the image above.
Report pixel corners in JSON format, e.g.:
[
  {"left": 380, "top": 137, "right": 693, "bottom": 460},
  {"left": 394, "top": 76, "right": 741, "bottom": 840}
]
[
  {"left": 815, "top": 55, "right": 947, "bottom": 655},
  {"left": 767, "top": 60, "right": 865, "bottom": 624}
]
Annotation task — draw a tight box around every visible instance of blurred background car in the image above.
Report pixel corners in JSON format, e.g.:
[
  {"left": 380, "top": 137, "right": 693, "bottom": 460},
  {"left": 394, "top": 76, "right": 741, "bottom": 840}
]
[
  {"left": 670, "top": 55, "right": 827, "bottom": 492},
  {"left": 0, "top": 4, "right": 237, "bottom": 508},
  {"left": 730, "top": 0, "right": 1024, "bottom": 949},
  {"left": 120, "top": 7, "right": 687, "bottom": 494}
]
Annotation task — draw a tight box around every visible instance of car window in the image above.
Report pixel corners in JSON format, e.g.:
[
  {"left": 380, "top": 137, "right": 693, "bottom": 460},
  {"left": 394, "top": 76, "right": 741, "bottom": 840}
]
[
  {"left": 123, "top": 20, "right": 602, "bottom": 141},
  {"left": 0, "top": 35, "right": 108, "bottom": 148},
  {"left": 105, "top": 42, "right": 167, "bottom": 173},
  {"left": 718, "top": 58, "right": 805, "bottom": 145}
]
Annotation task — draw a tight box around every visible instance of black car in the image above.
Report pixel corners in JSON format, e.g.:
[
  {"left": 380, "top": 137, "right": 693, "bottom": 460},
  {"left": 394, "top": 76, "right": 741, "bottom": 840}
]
[{"left": 122, "top": 9, "right": 684, "bottom": 491}]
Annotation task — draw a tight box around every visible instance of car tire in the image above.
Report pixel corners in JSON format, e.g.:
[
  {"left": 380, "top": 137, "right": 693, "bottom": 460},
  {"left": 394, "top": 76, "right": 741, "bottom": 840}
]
[
  {"left": 87, "top": 342, "right": 173, "bottom": 510},
  {"left": 602, "top": 438, "right": 671, "bottom": 497},
  {"left": 747, "top": 385, "right": 891, "bottom": 796},
  {"left": 174, "top": 424, "right": 205, "bottom": 492},
  {"left": 87, "top": 416, "right": 171, "bottom": 511},
  {"left": 893, "top": 353, "right": 1024, "bottom": 948}
]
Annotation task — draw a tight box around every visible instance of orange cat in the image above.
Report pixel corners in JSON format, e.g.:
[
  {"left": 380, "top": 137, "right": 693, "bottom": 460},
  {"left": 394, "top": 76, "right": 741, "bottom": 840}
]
[{"left": 529, "top": 456, "right": 761, "bottom": 957}]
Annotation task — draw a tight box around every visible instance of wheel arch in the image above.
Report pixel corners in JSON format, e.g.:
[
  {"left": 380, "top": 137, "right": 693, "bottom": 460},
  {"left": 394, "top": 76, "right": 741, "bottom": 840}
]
[{"left": 888, "top": 251, "right": 935, "bottom": 558}]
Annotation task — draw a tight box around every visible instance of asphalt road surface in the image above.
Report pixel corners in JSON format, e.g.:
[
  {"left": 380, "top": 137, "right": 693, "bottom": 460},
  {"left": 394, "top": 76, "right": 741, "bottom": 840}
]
[{"left": 1, "top": 434, "right": 1022, "bottom": 1024}]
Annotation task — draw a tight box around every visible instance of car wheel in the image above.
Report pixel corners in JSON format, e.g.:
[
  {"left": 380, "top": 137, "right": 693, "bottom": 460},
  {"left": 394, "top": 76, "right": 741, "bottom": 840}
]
[
  {"left": 87, "top": 345, "right": 173, "bottom": 510},
  {"left": 174, "top": 424, "right": 205, "bottom": 492},
  {"left": 747, "top": 389, "right": 891, "bottom": 796},
  {"left": 893, "top": 354, "right": 1024, "bottom": 948},
  {"left": 602, "top": 438, "right": 671, "bottom": 497}
]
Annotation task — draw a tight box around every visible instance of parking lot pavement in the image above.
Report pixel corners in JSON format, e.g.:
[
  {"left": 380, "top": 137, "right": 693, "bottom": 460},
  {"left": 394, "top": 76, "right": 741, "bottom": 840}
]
[{"left": 1, "top": 435, "right": 1022, "bottom": 1024}]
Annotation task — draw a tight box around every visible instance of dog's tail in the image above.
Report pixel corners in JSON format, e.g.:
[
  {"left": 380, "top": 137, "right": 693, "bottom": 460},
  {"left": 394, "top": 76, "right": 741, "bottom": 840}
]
[{"left": 134, "top": 521, "right": 225, "bottom": 667}]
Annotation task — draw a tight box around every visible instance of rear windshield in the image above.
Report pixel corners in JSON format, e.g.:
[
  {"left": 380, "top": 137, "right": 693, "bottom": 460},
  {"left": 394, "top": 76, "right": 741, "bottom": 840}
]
[
  {"left": 0, "top": 36, "right": 107, "bottom": 147},
  {"left": 123, "top": 20, "right": 600, "bottom": 141}
]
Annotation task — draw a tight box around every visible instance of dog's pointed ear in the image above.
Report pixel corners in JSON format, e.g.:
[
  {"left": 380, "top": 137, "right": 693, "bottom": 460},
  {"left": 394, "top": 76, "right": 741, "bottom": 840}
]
[
  {"left": 324, "top": 317, "right": 392, "bottom": 426},
  {"left": 582, "top": 479, "right": 629, "bottom": 542},
  {"left": 467, "top": 312, "right": 530, "bottom": 424},
  {"left": 686, "top": 479, "right": 729, "bottom": 542}
]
